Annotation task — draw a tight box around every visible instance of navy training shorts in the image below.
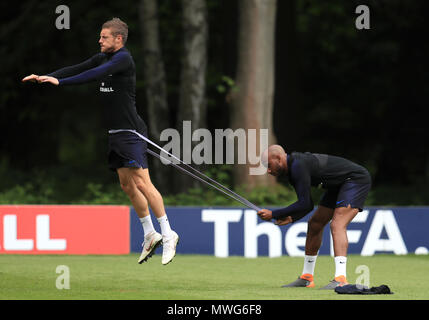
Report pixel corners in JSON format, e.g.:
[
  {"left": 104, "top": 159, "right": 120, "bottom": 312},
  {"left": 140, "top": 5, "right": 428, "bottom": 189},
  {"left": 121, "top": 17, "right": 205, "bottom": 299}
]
[
  {"left": 319, "top": 177, "right": 371, "bottom": 212},
  {"left": 108, "top": 131, "right": 148, "bottom": 171}
]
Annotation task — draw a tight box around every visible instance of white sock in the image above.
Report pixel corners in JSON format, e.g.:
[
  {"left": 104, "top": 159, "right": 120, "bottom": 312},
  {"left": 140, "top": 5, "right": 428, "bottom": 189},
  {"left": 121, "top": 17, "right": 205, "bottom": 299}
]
[
  {"left": 334, "top": 256, "right": 347, "bottom": 278},
  {"left": 157, "top": 215, "right": 172, "bottom": 238},
  {"left": 302, "top": 255, "right": 317, "bottom": 276},
  {"left": 140, "top": 215, "right": 155, "bottom": 237}
]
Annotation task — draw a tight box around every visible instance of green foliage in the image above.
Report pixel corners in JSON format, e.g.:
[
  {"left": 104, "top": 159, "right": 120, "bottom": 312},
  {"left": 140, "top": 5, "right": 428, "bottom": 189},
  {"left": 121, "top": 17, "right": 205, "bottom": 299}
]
[
  {"left": 203, "top": 164, "right": 234, "bottom": 188},
  {"left": 0, "top": 181, "right": 127, "bottom": 205},
  {"left": 236, "top": 185, "right": 297, "bottom": 208},
  {"left": 162, "top": 184, "right": 295, "bottom": 208},
  {"left": 75, "top": 183, "right": 129, "bottom": 205},
  {"left": 0, "top": 162, "right": 427, "bottom": 206},
  {"left": 216, "top": 76, "right": 237, "bottom": 94},
  {"left": 0, "top": 178, "right": 428, "bottom": 207},
  {"left": 366, "top": 184, "right": 429, "bottom": 207},
  {"left": 0, "top": 183, "right": 55, "bottom": 205}
]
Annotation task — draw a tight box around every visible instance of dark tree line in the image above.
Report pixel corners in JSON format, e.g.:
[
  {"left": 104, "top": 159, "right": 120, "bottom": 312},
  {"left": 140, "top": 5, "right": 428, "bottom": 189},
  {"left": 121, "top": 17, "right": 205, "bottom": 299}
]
[{"left": 0, "top": 0, "right": 428, "bottom": 204}]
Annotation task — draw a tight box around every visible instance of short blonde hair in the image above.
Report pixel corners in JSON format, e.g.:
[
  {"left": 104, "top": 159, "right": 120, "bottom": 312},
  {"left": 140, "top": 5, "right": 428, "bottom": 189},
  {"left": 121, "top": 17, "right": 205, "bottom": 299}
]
[{"left": 102, "top": 18, "right": 128, "bottom": 44}]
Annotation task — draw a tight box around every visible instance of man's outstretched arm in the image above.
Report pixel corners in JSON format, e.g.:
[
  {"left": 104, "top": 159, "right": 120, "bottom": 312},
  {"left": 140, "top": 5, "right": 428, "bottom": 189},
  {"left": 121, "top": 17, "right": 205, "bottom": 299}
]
[
  {"left": 22, "top": 53, "right": 102, "bottom": 86},
  {"left": 257, "top": 161, "right": 314, "bottom": 225},
  {"left": 46, "top": 54, "right": 102, "bottom": 79},
  {"left": 48, "top": 51, "right": 131, "bottom": 86}
]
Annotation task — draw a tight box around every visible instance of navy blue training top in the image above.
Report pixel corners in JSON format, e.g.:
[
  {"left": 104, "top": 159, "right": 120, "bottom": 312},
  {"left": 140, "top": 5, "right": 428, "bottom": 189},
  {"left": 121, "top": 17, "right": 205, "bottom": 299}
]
[
  {"left": 272, "top": 152, "right": 370, "bottom": 221},
  {"left": 47, "top": 47, "right": 147, "bottom": 134}
]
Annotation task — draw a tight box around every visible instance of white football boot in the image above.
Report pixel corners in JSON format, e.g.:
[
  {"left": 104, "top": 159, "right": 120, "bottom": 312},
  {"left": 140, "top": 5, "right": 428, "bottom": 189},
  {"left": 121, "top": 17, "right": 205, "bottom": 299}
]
[
  {"left": 161, "top": 231, "right": 179, "bottom": 265},
  {"left": 138, "top": 231, "right": 163, "bottom": 264}
]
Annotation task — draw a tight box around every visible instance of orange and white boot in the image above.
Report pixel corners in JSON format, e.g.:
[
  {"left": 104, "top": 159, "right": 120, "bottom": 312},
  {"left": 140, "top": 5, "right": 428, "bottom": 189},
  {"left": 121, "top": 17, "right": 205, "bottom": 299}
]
[
  {"left": 320, "top": 275, "right": 349, "bottom": 290},
  {"left": 282, "top": 273, "right": 315, "bottom": 288}
]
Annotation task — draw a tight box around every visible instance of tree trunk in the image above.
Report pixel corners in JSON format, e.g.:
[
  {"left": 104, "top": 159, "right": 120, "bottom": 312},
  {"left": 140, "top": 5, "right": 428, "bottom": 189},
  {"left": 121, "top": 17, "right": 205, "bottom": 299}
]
[
  {"left": 139, "top": 0, "right": 172, "bottom": 192},
  {"left": 230, "top": 0, "right": 278, "bottom": 190},
  {"left": 176, "top": 0, "right": 209, "bottom": 190},
  {"left": 178, "top": 0, "right": 208, "bottom": 129}
]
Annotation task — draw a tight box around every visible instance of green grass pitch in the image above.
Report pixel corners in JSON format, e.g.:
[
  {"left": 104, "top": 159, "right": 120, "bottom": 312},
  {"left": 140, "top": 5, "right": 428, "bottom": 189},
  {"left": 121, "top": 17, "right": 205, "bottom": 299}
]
[{"left": 0, "top": 254, "right": 428, "bottom": 300}]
